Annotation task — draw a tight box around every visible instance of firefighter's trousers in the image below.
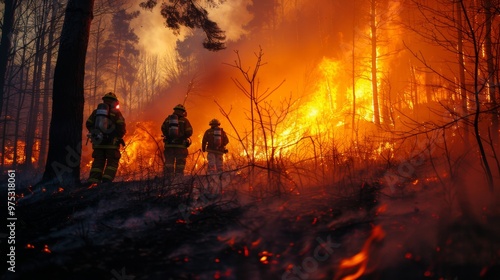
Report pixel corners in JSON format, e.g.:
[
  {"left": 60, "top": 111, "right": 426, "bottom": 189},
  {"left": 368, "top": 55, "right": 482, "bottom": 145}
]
[
  {"left": 88, "top": 148, "right": 121, "bottom": 183},
  {"left": 164, "top": 147, "right": 188, "bottom": 177},
  {"left": 207, "top": 152, "right": 224, "bottom": 174}
]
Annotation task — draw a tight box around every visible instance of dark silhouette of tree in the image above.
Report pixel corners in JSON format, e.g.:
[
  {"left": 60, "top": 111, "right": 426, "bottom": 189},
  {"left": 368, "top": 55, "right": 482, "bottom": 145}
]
[
  {"left": 139, "top": 0, "right": 226, "bottom": 51},
  {"left": 0, "top": 0, "right": 19, "bottom": 119},
  {"left": 41, "top": 0, "right": 95, "bottom": 186}
]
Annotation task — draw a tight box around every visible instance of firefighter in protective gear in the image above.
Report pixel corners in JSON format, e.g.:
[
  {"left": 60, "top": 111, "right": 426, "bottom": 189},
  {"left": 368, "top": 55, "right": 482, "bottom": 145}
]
[
  {"left": 161, "top": 104, "right": 193, "bottom": 178},
  {"left": 202, "top": 119, "right": 229, "bottom": 174},
  {"left": 86, "top": 92, "right": 126, "bottom": 185}
]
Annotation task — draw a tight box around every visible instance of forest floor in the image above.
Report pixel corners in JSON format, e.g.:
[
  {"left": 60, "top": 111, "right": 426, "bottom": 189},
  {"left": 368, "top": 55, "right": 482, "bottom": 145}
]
[{"left": 2, "top": 175, "right": 500, "bottom": 280}]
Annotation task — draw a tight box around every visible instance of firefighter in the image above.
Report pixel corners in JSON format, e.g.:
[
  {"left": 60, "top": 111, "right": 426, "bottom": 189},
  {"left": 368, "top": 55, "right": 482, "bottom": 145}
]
[
  {"left": 85, "top": 92, "right": 126, "bottom": 186},
  {"left": 201, "top": 119, "right": 229, "bottom": 174},
  {"left": 161, "top": 104, "right": 193, "bottom": 178}
]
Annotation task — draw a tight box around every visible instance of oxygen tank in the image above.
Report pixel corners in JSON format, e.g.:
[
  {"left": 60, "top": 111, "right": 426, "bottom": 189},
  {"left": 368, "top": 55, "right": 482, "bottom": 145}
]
[
  {"left": 213, "top": 127, "right": 222, "bottom": 148},
  {"left": 168, "top": 114, "right": 179, "bottom": 139},
  {"left": 95, "top": 103, "right": 109, "bottom": 132}
]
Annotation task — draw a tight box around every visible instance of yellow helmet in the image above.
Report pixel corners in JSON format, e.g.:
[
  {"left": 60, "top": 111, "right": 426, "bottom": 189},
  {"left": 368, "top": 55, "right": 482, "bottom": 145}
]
[
  {"left": 102, "top": 92, "right": 118, "bottom": 101},
  {"left": 209, "top": 119, "right": 221, "bottom": 126},
  {"left": 173, "top": 104, "right": 186, "bottom": 112}
]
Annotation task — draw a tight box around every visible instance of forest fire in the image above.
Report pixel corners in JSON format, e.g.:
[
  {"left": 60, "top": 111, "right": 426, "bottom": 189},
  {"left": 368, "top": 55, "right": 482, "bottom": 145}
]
[
  {"left": 1, "top": 140, "right": 38, "bottom": 167},
  {"left": 82, "top": 121, "right": 168, "bottom": 180},
  {"left": 3, "top": 0, "right": 500, "bottom": 279},
  {"left": 118, "top": 121, "right": 164, "bottom": 179}
]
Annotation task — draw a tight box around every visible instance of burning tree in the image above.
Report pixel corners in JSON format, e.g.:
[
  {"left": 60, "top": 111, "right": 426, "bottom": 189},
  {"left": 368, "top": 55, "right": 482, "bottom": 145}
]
[{"left": 403, "top": 0, "right": 499, "bottom": 194}]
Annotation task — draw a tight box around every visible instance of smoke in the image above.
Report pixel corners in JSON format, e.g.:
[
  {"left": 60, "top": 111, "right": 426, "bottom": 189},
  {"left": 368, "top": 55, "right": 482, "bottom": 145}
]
[
  {"left": 131, "top": 0, "right": 254, "bottom": 56},
  {"left": 131, "top": 4, "right": 181, "bottom": 57},
  {"left": 205, "top": 0, "right": 254, "bottom": 42}
]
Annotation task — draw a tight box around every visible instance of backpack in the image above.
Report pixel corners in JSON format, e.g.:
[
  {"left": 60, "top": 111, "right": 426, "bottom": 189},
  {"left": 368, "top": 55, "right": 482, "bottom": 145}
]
[
  {"left": 167, "top": 114, "right": 180, "bottom": 139},
  {"left": 89, "top": 103, "right": 110, "bottom": 144},
  {"left": 213, "top": 127, "right": 222, "bottom": 148},
  {"left": 95, "top": 103, "right": 110, "bottom": 132}
]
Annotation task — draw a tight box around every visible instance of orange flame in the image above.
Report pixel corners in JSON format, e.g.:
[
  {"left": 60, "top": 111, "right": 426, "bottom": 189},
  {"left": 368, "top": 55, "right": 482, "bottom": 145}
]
[
  {"left": 336, "top": 225, "right": 385, "bottom": 280},
  {"left": 1, "top": 140, "right": 39, "bottom": 166}
]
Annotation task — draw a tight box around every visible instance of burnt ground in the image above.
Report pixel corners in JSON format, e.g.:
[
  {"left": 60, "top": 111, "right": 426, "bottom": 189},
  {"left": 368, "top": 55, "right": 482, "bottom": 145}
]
[{"left": 2, "top": 177, "right": 500, "bottom": 280}]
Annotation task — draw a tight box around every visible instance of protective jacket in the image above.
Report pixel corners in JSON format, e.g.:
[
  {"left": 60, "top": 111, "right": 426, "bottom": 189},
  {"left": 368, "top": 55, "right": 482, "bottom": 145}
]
[
  {"left": 86, "top": 107, "right": 126, "bottom": 149},
  {"left": 161, "top": 113, "right": 193, "bottom": 148},
  {"left": 86, "top": 100, "right": 125, "bottom": 184},
  {"left": 202, "top": 127, "right": 229, "bottom": 154}
]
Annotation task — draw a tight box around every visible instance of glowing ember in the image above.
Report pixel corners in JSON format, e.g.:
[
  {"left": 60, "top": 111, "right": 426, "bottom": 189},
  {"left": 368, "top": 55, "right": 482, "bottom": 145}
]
[
  {"left": 251, "top": 238, "right": 262, "bottom": 248},
  {"left": 375, "top": 204, "right": 387, "bottom": 216},
  {"left": 42, "top": 245, "right": 51, "bottom": 254},
  {"left": 259, "top": 251, "right": 273, "bottom": 265}
]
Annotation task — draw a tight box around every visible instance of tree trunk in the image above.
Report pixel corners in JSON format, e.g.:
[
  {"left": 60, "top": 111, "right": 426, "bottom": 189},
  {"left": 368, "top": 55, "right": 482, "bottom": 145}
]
[
  {"left": 41, "top": 0, "right": 95, "bottom": 186},
  {"left": 483, "top": 0, "right": 498, "bottom": 146},
  {"left": 113, "top": 36, "right": 123, "bottom": 93},
  {"left": 0, "top": 0, "right": 17, "bottom": 118},
  {"left": 456, "top": 0, "right": 470, "bottom": 148},
  {"left": 371, "top": 0, "right": 380, "bottom": 126},
  {"left": 39, "top": 0, "right": 60, "bottom": 168},
  {"left": 352, "top": 27, "right": 356, "bottom": 137},
  {"left": 13, "top": 46, "right": 30, "bottom": 167},
  {"left": 91, "top": 16, "right": 104, "bottom": 111},
  {"left": 25, "top": 15, "right": 47, "bottom": 170}
]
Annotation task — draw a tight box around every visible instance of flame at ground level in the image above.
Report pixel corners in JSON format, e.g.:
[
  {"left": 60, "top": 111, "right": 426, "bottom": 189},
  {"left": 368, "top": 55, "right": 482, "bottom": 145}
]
[{"left": 335, "top": 225, "right": 386, "bottom": 280}]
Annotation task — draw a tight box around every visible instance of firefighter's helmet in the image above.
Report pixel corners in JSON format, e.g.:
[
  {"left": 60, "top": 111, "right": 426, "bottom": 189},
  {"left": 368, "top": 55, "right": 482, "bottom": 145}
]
[
  {"left": 102, "top": 92, "right": 118, "bottom": 101},
  {"left": 209, "top": 119, "right": 221, "bottom": 126},
  {"left": 173, "top": 104, "right": 186, "bottom": 112}
]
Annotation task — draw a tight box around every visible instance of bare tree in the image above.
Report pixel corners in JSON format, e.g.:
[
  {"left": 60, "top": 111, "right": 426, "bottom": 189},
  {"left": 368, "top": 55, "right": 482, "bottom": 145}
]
[
  {"left": 483, "top": 0, "right": 498, "bottom": 145},
  {"left": 0, "top": 0, "right": 20, "bottom": 118},
  {"left": 24, "top": 0, "right": 53, "bottom": 171},
  {"left": 225, "top": 48, "right": 296, "bottom": 196},
  {"left": 38, "top": 0, "right": 63, "bottom": 168},
  {"left": 370, "top": 0, "right": 381, "bottom": 126},
  {"left": 405, "top": 0, "right": 498, "bottom": 193}
]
